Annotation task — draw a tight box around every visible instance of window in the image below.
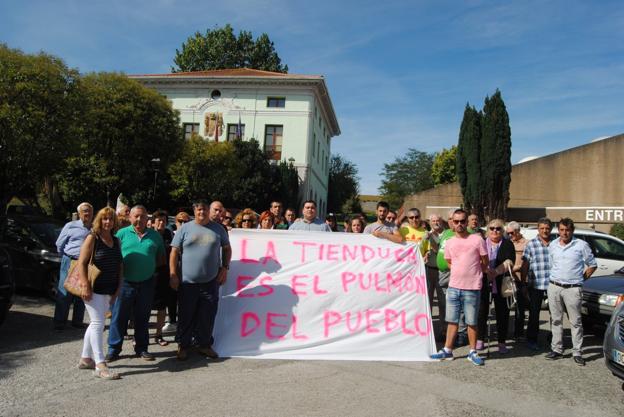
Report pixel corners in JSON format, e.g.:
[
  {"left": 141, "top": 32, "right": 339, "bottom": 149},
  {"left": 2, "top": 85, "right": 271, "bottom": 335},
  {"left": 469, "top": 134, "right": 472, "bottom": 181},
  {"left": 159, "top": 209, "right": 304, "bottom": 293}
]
[
  {"left": 211, "top": 89, "right": 221, "bottom": 99},
  {"left": 312, "top": 133, "right": 316, "bottom": 157},
  {"left": 226, "top": 123, "right": 245, "bottom": 141},
  {"left": 587, "top": 236, "right": 624, "bottom": 261},
  {"left": 264, "top": 125, "right": 283, "bottom": 160},
  {"left": 183, "top": 123, "right": 200, "bottom": 140},
  {"left": 267, "top": 97, "right": 286, "bottom": 108}
]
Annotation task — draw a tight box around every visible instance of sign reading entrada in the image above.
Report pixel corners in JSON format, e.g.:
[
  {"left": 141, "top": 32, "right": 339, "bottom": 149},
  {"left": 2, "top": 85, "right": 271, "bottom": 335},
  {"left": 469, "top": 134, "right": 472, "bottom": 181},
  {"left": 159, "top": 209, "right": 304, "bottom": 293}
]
[{"left": 546, "top": 207, "right": 624, "bottom": 223}]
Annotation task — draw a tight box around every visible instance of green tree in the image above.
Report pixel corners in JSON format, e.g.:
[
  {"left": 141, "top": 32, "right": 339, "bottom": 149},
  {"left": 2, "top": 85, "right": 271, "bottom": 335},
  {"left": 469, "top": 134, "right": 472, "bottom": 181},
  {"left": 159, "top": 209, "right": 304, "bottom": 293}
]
[
  {"left": 610, "top": 223, "right": 624, "bottom": 240},
  {"left": 456, "top": 104, "right": 483, "bottom": 218},
  {"left": 327, "top": 154, "right": 360, "bottom": 214},
  {"left": 173, "top": 24, "right": 288, "bottom": 73},
  {"left": 0, "top": 44, "right": 80, "bottom": 214},
  {"left": 480, "top": 89, "right": 512, "bottom": 220},
  {"left": 57, "top": 72, "right": 183, "bottom": 210},
  {"left": 169, "top": 137, "right": 242, "bottom": 205},
  {"left": 230, "top": 138, "right": 280, "bottom": 209},
  {"left": 379, "top": 149, "right": 434, "bottom": 209},
  {"left": 274, "top": 160, "right": 300, "bottom": 210},
  {"left": 431, "top": 145, "right": 458, "bottom": 186}
]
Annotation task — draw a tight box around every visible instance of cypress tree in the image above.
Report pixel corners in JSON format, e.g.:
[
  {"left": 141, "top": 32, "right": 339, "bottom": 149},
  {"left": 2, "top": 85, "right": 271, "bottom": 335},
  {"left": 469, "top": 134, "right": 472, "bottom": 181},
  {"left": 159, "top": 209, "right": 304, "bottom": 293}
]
[
  {"left": 480, "top": 89, "right": 511, "bottom": 220},
  {"left": 456, "top": 104, "right": 483, "bottom": 219}
]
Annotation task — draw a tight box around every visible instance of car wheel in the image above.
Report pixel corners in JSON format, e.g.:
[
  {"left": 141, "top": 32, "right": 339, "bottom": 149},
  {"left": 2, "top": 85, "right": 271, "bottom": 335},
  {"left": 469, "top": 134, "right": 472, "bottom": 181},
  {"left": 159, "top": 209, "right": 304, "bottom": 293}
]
[{"left": 46, "top": 270, "right": 59, "bottom": 300}]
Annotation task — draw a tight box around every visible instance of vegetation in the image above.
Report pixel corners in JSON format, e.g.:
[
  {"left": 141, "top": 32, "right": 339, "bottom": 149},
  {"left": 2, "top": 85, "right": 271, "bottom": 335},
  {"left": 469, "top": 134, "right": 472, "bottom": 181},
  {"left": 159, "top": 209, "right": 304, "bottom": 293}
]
[
  {"left": 173, "top": 24, "right": 288, "bottom": 73},
  {"left": 328, "top": 155, "right": 360, "bottom": 214},
  {"left": 431, "top": 146, "right": 458, "bottom": 186},
  {"left": 378, "top": 149, "right": 434, "bottom": 209}
]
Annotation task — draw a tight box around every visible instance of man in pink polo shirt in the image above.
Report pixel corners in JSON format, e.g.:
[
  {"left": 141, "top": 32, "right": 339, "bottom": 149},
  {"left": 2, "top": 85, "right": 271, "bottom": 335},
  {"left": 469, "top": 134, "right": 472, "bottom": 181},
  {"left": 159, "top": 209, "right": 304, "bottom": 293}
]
[{"left": 431, "top": 209, "right": 488, "bottom": 366}]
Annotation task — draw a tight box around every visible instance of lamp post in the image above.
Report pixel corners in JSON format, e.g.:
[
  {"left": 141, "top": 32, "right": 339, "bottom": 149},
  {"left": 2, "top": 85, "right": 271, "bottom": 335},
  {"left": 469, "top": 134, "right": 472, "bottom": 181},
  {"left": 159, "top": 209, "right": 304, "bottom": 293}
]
[{"left": 151, "top": 158, "right": 160, "bottom": 203}]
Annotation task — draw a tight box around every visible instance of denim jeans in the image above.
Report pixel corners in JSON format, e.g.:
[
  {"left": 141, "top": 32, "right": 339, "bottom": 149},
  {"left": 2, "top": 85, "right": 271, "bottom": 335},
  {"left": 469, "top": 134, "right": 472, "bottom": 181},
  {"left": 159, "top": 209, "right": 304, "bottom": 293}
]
[
  {"left": 176, "top": 280, "right": 219, "bottom": 349},
  {"left": 446, "top": 287, "right": 480, "bottom": 326},
  {"left": 53, "top": 255, "right": 85, "bottom": 327},
  {"left": 108, "top": 278, "right": 155, "bottom": 355}
]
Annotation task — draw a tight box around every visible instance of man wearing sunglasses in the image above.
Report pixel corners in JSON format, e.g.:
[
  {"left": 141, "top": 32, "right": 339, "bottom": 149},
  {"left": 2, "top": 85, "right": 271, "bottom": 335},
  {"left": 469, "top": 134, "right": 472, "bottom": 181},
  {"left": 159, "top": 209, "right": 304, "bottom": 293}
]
[{"left": 431, "top": 209, "right": 488, "bottom": 365}]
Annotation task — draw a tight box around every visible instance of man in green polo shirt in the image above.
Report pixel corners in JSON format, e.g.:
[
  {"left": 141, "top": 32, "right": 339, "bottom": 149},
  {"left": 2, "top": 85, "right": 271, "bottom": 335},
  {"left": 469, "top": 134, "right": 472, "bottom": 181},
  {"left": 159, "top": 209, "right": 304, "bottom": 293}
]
[{"left": 107, "top": 205, "right": 165, "bottom": 362}]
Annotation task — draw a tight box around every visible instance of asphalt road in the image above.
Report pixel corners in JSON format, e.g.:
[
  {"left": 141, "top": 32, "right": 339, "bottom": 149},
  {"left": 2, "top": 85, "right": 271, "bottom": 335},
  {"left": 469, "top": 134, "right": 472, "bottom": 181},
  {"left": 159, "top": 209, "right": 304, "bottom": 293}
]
[{"left": 0, "top": 293, "right": 622, "bottom": 417}]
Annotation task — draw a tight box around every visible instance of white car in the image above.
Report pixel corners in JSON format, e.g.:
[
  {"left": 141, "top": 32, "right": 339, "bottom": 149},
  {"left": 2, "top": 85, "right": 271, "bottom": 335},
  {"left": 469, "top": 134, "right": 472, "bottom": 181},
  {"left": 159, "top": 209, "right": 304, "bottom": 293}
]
[{"left": 521, "top": 227, "right": 624, "bottom": 276}]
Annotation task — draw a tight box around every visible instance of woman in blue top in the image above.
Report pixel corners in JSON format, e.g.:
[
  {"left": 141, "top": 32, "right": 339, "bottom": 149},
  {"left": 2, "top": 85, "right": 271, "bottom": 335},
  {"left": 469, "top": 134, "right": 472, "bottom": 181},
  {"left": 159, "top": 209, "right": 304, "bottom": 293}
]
[{"left": 77, "top": 207, "right": 123, "bottom": 380}]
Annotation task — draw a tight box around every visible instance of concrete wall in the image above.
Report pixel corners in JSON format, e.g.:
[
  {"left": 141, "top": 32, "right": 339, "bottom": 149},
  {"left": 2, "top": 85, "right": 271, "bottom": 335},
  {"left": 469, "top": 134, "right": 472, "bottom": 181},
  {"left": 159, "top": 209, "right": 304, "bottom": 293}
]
[{"left": 401, "top": 134, "right": 624, "bottom": 230}]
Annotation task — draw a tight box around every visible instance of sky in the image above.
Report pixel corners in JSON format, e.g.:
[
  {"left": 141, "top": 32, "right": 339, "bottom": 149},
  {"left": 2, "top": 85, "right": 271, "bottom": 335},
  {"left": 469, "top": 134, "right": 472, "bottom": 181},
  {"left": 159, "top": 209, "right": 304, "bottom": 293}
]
[{"left": 2, "top": 0, "right": 623, "bottom": 195}]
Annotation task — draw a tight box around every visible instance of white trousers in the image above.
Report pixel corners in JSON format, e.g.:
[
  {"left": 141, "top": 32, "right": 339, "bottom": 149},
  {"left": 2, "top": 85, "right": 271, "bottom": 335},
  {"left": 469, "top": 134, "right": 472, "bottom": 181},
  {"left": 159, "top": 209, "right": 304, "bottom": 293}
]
[{"left": 81, "top": 293, "right": 111, "bottom": 364}]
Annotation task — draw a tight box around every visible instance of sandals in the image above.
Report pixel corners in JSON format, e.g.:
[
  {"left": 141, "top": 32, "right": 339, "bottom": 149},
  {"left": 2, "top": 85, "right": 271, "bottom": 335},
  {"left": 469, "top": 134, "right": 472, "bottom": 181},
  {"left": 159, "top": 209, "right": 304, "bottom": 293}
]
[
  {"left": 78, "top": 359, "right": 95, "bottom": 370},
  {"left": 155, "top": 334, "right": 169, "bottom": 346},
  {"left": 94, "top": 366, "right": 120, "bottom": 380}
]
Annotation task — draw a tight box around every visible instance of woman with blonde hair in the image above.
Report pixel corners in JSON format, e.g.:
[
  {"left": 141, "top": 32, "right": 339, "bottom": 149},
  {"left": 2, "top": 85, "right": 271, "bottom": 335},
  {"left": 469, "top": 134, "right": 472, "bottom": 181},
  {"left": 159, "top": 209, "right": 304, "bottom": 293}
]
[
  {"left": 234, "top": 208, "right": 258, "bottom": 229},
  {"left": 77, "top": 207, "right": 123, "bottom": 380}
]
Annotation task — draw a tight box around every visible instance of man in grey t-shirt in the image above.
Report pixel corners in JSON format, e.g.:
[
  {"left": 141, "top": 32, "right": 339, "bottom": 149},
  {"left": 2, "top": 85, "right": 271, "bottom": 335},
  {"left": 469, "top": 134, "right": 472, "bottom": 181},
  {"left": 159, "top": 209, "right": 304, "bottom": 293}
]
[
  {"left": 363, "top": 201, "right": 403, "bottom": 243},
  {"left": 170, "top": 200, "right": 231, "bottom": 360},
  {"left": 288, "top": 200, "right": 332, "bottom": 232}
]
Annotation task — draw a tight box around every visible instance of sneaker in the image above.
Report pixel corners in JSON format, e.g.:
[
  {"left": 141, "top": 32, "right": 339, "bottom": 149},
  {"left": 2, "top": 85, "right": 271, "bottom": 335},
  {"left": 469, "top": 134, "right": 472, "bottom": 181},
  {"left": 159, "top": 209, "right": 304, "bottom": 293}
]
[
  {"left": 498, "top": 343, "right": 508, "bottom": 354},
  {"left": 467, "top": 350, "right": 485, "bottom": 366},
  {"left": 137, "top": 351, "right": 155, "bottom": 361},
  {"left": 197, "top": 346, "right": 219, "bottom": 359},
  {"left": 430, "top": 349, "right": 454, "bottom": 361},
  {"left": 475, "top": 340, "right": 484, "bottom": 351},
  {"left": 161, "top": 322, "right": 177, "bottom": 334}
]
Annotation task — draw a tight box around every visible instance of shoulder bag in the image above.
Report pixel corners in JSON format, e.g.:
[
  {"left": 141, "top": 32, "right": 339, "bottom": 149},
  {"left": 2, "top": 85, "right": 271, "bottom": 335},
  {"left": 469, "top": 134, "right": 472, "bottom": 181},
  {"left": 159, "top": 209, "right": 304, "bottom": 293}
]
[{"left": 63, "top": 234, "right": 102, "bottom": 296}]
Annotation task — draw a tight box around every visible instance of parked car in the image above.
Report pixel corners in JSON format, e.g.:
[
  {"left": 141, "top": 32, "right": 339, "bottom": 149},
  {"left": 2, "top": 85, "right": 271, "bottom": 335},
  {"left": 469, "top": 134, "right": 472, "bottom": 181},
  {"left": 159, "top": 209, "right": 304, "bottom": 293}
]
[
  {"left": 581, "top": 267, "right": 624, "bottom": 330},
  {"left": 0, "top": 245, "right": 15, "bottom": 326},
  {"left": 522, "top": 227, "right": 624, "bottom": 276},
  {"left": 1, "top": 215, "right": 63, "bottom": 298},
  {"left": 603, "top": 299, "right": 624, "bottom": 386}
]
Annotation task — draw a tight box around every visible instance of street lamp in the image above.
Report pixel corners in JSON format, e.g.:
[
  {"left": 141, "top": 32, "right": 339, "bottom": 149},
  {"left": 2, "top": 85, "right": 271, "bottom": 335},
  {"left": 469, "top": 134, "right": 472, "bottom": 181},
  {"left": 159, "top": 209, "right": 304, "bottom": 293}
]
[{"left": 151, "top": 158, "right": 160, "bottom": 203}]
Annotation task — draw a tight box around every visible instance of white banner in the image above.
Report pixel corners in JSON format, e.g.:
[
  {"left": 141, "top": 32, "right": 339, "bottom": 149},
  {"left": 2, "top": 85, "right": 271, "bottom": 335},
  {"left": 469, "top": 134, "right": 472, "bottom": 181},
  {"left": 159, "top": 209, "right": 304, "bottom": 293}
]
[{"left": 213, "top": 229, "right": 435, "bottom": 361}]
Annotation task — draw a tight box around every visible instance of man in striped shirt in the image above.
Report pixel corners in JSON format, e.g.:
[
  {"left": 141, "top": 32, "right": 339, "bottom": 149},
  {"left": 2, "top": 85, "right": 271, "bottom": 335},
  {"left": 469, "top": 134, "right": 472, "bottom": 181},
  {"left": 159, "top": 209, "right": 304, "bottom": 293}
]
[{"left": 521, "top": 217, "right": 553, "bottom": 351}]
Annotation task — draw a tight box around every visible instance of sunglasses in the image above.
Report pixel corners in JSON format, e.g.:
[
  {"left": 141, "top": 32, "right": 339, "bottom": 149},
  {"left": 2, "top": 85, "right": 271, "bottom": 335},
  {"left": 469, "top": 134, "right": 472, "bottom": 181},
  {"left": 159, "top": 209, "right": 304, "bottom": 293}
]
[
  {"left": 223, "top": 216, "right": 232, "bottom": 221},
  {"left": 177, "top": 219, "right": 188, "bottom": 224},
  {"left": 242, "top": 219, "right": 252, "bottom": 223},
  {"left": 408, "top": 216, "right": 420, "bottom": 219},
  {"left": 489, "top": 226, "right": 503, "bottom": 232},
  {"left": 453, "top": 219, "right": 467, "bottom": 224}
]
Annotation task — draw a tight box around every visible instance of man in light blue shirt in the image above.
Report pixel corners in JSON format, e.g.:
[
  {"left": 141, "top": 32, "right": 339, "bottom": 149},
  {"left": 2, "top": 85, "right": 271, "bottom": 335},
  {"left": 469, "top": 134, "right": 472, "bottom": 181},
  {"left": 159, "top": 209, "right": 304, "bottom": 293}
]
[
  {"left": 288, "top": 200, "right": 332, "bottom": 232},
  {"left": 546, "top": 218, "right": 597, "bottom": 366},
  {"left": 53, "top": 202, "right": 93, "bottom": 330}
]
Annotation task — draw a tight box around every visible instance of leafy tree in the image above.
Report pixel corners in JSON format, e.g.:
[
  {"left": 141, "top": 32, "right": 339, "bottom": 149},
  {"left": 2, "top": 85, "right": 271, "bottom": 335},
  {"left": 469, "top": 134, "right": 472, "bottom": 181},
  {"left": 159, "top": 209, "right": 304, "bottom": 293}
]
[
  {"left": 274, "top": 160, "right": 300, "bottom": 210},
  {"left": 173, "top": 24, "right": 288, "bottom": 73},
  {"left": 456, "top": 104, "right": 483, "bottom": 218},
  {"left": 610, "top": 223, "right": 624, "bottom": 240},
  {"left": 230, "top": 138, "right": 280, "bottom": 209},
  {"left": 57, "top": 72, "right": 183, "bottom": 210},
  {"left": 327, "top": 154, "right": 360, "bottom": 214},
  {"left": 480, "top": 90, "right": 511, "bottom": 220},
  {"left": 0, "top": 44, "right": 80, "bottom": 214},
  {"left": 379, "top": 149, "right": 434, "bottom": 209},
  {"left": 431, "top": 146, "right": 458, "bottom": 186},
  {"left": 169, "top": 137, "right": 242, "bottom": 205}
]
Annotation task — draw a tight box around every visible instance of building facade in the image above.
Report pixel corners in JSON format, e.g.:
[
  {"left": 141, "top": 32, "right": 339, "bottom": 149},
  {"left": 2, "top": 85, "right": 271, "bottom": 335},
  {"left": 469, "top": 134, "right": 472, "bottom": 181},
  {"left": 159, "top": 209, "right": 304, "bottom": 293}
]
[
  {"left": 402, "top": 133, "right": 624, "bottom": 232},
  {"left": 130, "top": 68, "right": 340, "bottom": 216}
]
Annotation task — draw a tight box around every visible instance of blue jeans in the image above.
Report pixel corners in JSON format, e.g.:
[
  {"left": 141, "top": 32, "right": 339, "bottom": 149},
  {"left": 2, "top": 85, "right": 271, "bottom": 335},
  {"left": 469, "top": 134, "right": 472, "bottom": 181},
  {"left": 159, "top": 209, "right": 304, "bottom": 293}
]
[
  {"left": 108, "top": 278, "right": 155, "bottom": 355},
  {"left": 53, "top": 255, "right": 85, "bottom": 327},
  {"left": 176, "top": 280, "right": 219, "bottom": 349},
  {"left": 446, "top": 287, "right": 480, "bottom": 326}
]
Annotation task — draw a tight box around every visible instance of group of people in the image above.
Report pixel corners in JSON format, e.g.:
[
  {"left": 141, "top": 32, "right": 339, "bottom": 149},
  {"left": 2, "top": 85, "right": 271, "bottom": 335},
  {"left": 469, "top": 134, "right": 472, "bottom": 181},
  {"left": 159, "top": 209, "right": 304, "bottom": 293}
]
[
  {"left": 52, "top": 197, "right": 596, "bottom": 379},
  {"left": 429, "top": 209, "right": 597, "bottom": 367}
]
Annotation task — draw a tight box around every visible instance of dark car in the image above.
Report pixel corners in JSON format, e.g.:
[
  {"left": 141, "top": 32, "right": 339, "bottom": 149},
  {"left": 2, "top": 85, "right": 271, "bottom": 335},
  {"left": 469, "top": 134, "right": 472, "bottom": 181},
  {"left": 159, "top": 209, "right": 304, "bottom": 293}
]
[
  {"left": 1, "top": 215, "right": 64, "bottom": 298},
  {"left": 581, "top": 267, "right": 624, "bottom": 330},
  {"left": 0, "top": 245, "right": 15, "bottom": 326},
  {"left": 603, "top": 301, "right": 624, "bottom": 386}
]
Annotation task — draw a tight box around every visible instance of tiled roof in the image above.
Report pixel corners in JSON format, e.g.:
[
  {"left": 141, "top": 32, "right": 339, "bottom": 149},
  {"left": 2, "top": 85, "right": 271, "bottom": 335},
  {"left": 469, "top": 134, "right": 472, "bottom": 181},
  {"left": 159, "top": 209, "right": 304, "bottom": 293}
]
[{"left": 132, "top": 68, "right": 320, "bottom": 79}]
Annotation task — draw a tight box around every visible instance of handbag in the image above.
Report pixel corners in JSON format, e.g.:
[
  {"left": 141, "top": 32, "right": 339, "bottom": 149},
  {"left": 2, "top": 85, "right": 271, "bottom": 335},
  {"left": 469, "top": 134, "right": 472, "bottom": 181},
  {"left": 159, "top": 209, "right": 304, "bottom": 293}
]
[
  {"left": 63, "top": 234, "right": 101, "bottom": 296},
  {"left": 499, "top": 263, "right": 517, "bottom": 309}
]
